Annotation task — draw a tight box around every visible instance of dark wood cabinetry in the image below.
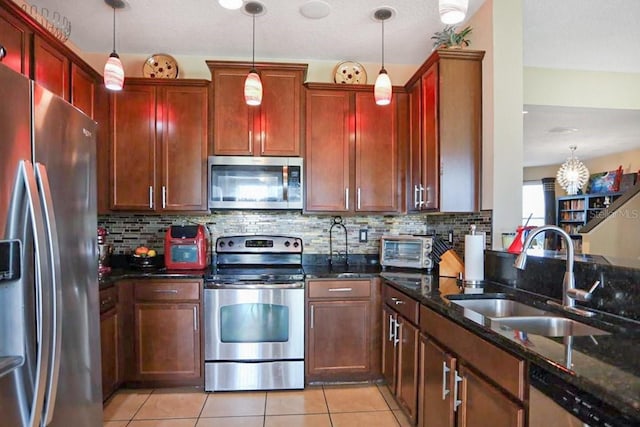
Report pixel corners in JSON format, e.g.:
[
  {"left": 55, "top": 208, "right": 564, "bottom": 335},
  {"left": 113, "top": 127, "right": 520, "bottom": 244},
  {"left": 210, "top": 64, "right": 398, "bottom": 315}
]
[
  {"left": 418, "top": 305, "right": 525, "bottom": 427},
  {"left": 0, "top": 5, "right": 31, "bottom": 75},
  {"left": 99, "top": 286, "right": 120, "bottom": 401},
  {"left": 33, "top": 35, "right": 69, "bottom": 100},
  {"left": 306, "top": 279, "right": 381, "bottom": 382},
  {"left": 305, "top": 84, "right": 400, "bottom": 213},
  {"left": 110, "top": 79, "right": 208, "bottom": 212},
  {"left": 382, "top": 283, "right": 420, "bottom": 424},
  {"left": 207, "top": 61, "right": 307, "bottom": 156},
  {"left": 70, "top": 62, "right": 95, "bottom": 118},
  {"left": 405, "top": 49, "right": 484, "bottom": 212}
]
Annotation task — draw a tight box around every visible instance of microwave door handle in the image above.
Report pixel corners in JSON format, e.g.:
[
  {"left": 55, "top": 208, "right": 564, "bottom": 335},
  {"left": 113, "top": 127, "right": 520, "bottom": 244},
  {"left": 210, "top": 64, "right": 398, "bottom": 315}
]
[{"left": 283, "top": 165, "right": 289, "bottom": 203}]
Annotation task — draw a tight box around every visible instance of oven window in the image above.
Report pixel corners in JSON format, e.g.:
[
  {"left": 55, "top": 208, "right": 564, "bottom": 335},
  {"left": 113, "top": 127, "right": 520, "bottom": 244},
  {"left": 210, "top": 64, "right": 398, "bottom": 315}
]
[
  {"left": 383, "top": 241, "right": 422, "bottom": 262},
  {"left": 220, "top": 303, "right": 289, "bottom": 343}
]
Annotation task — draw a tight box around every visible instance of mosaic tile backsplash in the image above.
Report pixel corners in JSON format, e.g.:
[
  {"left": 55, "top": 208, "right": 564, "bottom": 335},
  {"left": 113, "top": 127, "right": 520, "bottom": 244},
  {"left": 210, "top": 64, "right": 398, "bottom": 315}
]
[{"left": 98, "top": 210, "right": 492, "bottom": 258}]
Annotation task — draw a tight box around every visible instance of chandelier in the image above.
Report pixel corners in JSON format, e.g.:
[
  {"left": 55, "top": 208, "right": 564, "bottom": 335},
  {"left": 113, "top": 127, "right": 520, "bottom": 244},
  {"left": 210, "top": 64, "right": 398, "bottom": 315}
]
[{"left": 556, "top": 145, "right": 589, "bottom": 195}]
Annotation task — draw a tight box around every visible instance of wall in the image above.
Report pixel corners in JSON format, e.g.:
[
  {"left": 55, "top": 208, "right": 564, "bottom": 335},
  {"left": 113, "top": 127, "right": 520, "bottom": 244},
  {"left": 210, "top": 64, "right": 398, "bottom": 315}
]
[{"left": 98, "top": 211, "right": 492, "bottom": 258}]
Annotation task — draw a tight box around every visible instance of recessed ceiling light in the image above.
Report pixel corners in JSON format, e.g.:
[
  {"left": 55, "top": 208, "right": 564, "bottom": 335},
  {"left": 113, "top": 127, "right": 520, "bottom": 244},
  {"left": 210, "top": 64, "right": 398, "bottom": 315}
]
[
  {"left": 300, "top": 1, "right": 331, "bottom": 19},
  {"left": 218, "top": 0, "right": 243, "bottom": 10}
]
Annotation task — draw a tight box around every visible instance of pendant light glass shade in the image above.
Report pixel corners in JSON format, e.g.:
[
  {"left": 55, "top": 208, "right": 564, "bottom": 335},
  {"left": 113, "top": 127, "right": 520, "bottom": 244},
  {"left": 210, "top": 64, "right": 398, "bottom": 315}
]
[
  {"left": 556, "top": 145, "right": 589, "bottom": 195},
  {"left": 104, "top": 52, "right": 124, "bottom": 91},
  {"left": 439, "top": 0, "right": 468, "bottom": 25},
  {"left": 219, "top": 0, "right": 243, "bottom": 10},
  {"left": 374, "top": 70, "right": 392, "bottom": 106},
  {"left": 244, "top": 70, "right": 263, "bottom": 106}
]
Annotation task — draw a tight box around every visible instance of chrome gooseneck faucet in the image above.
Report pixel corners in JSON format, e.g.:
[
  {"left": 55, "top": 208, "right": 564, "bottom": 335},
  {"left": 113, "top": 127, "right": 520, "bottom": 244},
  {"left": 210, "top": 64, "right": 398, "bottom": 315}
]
[
  {"left": 514, "top": 225, "right": 601, "bottom": 316},
  {"left": 328, "top": 216, "right": 348, "bottom": 266}
]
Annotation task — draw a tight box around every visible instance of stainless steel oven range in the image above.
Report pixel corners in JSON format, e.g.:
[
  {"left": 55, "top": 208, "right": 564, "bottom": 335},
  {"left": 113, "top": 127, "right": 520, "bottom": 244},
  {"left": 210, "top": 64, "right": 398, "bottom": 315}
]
[{"left": 204, "top": 235, "right": 305, "bottom": 391}]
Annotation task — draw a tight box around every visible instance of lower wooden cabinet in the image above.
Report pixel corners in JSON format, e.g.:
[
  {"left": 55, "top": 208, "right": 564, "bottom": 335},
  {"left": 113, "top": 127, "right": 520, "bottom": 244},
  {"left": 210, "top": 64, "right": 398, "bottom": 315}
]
[
  {"left": 306, "top": 279, "right": 381, "bottom": 382},
  {"left": 99, "top": 286, "right": 119, "bottom": 401}
]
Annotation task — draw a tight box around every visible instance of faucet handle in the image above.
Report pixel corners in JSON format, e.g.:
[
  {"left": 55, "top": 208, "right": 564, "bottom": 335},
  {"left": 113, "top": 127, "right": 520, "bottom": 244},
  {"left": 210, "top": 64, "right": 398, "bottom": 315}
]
[{"left": 567, "top": 280, "right": 601, "bottom": 302}]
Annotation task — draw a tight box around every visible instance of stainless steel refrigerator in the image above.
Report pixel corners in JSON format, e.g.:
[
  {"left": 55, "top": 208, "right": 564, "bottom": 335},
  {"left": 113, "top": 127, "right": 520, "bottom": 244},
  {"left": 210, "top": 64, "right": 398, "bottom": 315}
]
[{"left": 0, "top": 64, "right": 102, "bottom": 426}]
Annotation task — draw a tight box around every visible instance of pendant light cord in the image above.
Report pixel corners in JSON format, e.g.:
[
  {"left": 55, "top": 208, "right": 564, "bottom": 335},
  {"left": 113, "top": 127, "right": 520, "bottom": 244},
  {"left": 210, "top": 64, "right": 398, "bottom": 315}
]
[
  {"left": 251, "top": 13, "right": 256, "bottom": 68},
  {"left": 381, "top": 18, "right": 385, "bottom": 71},
  {"left": 112, "top": 6, "right": 116, "bottom": 54}
]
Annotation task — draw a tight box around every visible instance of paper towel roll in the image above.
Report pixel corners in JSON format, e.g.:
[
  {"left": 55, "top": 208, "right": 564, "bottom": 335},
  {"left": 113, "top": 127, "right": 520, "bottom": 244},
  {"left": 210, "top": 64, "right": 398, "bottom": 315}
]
[{"left": 464, "top": 234, "right": 484, "bottom": 282}]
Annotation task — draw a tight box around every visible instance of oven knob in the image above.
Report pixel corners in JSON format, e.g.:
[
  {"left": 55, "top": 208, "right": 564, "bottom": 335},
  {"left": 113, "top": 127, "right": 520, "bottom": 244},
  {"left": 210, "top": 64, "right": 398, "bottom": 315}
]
[
  {"left": 219, "top": 241, "right": 225, "bottom": 248},
  {"left": 228, "top": 240, "right": 234, "bottom": 247},
  {"left": 284, "top": 241, "right": 291, "bottom": 247},
  {"left": 293, "top": 241, "right": 299, "bottom": 248}
]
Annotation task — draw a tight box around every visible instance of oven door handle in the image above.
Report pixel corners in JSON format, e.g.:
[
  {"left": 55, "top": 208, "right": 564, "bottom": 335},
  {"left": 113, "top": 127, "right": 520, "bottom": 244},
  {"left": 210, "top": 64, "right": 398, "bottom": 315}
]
[{"left": 208, "top": 282, "right": 304, "bottom": 289}]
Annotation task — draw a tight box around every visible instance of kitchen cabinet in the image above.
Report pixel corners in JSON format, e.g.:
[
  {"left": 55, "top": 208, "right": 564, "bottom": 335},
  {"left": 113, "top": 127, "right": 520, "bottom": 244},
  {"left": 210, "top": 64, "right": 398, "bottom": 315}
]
[
  {"left": 305, "top": 84, "right": 401, "bottom": 213},
  {"left": 70, "top": 62, "right": 94, "bottom": 118},
  {"left": 405, "top": 49, "right": 484, "bottom": 212},
  {"left": 0, "top": 4, "right": 31, "bottom": 76},
  {"left": 110, "top": 79, "right": 209, "bottom": 212},
  {"left": 382, "top": 283, "right": 420, "bottom": 424},
  {"left": 123, "top": 279, "right": 203, "bottom": 385},
  {"left": 99, "top": 286, "right": 120, "bottom": 401},
  {"left": 33, "top": 34, "right": 69, "bottom": 100},
  {"left": 207, "top": 61, "right": 307, "bottom": 156},
  {"left": 418, "top": 305, "right": 525, "bottom": 427},
  {"left": 306, "top": 278, "right": 381, "bottom": 382}
]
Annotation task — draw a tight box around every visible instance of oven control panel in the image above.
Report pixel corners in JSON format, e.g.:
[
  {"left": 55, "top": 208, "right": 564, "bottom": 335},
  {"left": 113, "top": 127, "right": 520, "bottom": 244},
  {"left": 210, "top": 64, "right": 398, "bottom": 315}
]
[{"left": 216, "top": 235, "right": 303, "bottom": 254}]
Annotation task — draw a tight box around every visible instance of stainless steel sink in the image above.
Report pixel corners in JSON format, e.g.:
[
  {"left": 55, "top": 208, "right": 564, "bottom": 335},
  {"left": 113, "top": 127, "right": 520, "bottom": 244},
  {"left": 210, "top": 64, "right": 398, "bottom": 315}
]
[
  {"left": 492, "top": 316, "right": 610, "bottom": 337},
  {"left": 451, "top": 298, "right": 550, "bottom": 318}
]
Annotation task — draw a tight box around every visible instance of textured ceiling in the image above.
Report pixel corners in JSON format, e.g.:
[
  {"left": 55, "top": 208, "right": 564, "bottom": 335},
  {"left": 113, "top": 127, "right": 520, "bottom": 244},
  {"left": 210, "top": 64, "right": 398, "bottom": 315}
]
[{"left": 19, "top": 0, "right": 640, "bottom": 167}]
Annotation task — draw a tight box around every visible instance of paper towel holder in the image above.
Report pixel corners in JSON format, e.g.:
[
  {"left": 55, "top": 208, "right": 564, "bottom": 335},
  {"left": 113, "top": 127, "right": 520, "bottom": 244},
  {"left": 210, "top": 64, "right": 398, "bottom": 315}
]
[{"left": 463, "top": 224, "right": 485, "bottom": 287}]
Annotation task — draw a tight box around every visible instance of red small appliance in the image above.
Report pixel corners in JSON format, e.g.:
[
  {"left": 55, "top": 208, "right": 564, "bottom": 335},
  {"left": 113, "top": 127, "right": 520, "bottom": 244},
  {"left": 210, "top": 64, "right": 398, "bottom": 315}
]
[{"left": 164, "top": 225, "right": 208, "bottom": 270}]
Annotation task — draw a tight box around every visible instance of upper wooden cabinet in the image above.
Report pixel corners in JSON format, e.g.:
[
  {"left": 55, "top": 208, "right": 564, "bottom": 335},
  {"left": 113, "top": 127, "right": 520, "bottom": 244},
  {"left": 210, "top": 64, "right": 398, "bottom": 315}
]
[
  {"left": 305, "top": 84, "right": 401, "bottom": 214},
  {"left": 33, "top": 34, "right": 69, "bottom": 100},
  {"left": 0, "top": 5, "right": 31, "bottom": 76},
  {"left": 71, "top": 62, "right": 95, "bottom": 118},
  {"left": 207, "top": 61, "right": 307, "bottom": 156},
  {"left": 405, "top": 49, "right": 484, "bottom": 213},
  {"left": 110, "top": 79, "right": 209, "bottom": 212}
]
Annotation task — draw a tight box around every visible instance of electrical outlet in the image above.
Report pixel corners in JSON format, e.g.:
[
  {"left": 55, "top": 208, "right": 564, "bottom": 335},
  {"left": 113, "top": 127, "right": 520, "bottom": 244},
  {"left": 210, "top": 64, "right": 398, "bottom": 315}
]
[
  {"left": 359, "top": 229, "right": 368, "bottom": 242},
  {"left": 448, "top": 229, "right": 454, "bottom": 244}
]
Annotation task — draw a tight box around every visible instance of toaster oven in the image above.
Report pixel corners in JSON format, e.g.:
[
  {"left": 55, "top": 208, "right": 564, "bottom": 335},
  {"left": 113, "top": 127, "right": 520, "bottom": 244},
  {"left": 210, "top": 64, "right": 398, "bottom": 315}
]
[
  {"left": 164, "top": 225, "right": 208, "bottom": 270},
  {"left": 380, "top": 235, "right": 433, "bottom": 270}
]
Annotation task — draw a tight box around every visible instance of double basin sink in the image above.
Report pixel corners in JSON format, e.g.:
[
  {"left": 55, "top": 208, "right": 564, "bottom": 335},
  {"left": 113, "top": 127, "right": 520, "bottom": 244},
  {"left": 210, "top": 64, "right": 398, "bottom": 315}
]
[{"left": 448, "top": 297, "right": 610, "bottom": 337}]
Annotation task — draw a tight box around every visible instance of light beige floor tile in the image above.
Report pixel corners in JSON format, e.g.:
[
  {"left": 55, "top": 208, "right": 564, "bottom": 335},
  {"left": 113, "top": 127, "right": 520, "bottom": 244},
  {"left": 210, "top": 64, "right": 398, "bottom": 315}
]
[
  {"left": 134, "top": 390, "right": 207, "bottom": 420},
  {"left": 200, "top": 392, "right": 266, "bottom": 418},
  {"left": 196, "top": 416, "right": 264, "bottom": 427},
  {"left": 324, "top": 385, "right": 390, "bottom": 413},
  {"left": 128, "top": 419, "right": 197, "bottom": 427},
  {"left": 376, "top": 384, "right": 400, "bottom": 410},
  {"left": 104, "top": 421, "right": 129, "bottom": 427},
  {"left": 265, "top": 413, "right": 332, "bottom": 427},
  {"left": 266, "top": 388, "right": 327, "bottom": 415},
  {"left": 103, "top": 389, "right": 153, "bottom": 421},
  {"left": 393, "top": 409, "right": 414, "bottom": 427},
  {"left": 331, "top": 411, "right": 400, "bottom": 427}
]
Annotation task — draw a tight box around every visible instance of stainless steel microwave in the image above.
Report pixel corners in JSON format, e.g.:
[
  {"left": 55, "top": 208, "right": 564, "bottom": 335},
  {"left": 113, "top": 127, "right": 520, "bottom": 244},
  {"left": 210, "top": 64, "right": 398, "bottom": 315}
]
[
  {"left": 208, "top": 156, "right": 303, "bottom": 210},
  {"left": 380, "top": 235, "right": 433, "bottom": 270}
]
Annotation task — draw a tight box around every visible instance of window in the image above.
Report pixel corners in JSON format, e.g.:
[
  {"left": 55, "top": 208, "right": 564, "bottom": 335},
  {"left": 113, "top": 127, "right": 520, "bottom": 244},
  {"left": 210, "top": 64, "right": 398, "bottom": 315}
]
[{"left": 522, "top": 181, "right": 545, "bottom": 248}]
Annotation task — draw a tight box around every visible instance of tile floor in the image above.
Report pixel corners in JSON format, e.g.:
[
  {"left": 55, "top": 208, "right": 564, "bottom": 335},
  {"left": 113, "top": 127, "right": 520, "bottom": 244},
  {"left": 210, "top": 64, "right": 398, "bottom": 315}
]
[{"left": 103, "top": 384, "right": 413, "bottom": 427}]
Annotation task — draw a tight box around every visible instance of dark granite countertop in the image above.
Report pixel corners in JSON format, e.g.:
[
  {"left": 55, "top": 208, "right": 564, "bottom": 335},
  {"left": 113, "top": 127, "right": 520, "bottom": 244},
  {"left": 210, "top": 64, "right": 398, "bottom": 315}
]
[
  {"left": 98, "top": 267, "right": 207, "bottom": 290},
  {"left": 380, "top": 272, "right": 640, "bottom": 423}
]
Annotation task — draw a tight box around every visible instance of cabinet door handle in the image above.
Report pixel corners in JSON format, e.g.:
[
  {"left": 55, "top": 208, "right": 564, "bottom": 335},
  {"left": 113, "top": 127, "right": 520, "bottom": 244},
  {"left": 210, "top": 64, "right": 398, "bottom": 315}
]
[
  {"left": 345, "top": 188, "right": 349, "bottom": 210},
  {"left": 394, "top": 320, "right": 401, "bottom": 347},
  {"left": 153, "top": 289, "right": 178, "bottom": 294},
  {"left": 419, "top": 184, "right": 425, "bottom": 207},
  {"left": 425, "top": 185, "right": 432, "bottom": 207},
  {"left": 193, "top": 306, "right": 198, "bottom": 332},
  {"left": 328, "top": 287, "right": 353, "bottom": 292},
  {"left": 310, "top": 305, "right": 315, "bottom": 329},
  {"left": 260, "top": 132, "right": 264, "bottom": 155},
  {"left": 391, "top": 297, "right": 405, "bottom": 305},
  {"left": 248, "top": 130, "right": 253, "bottom": 154},
  {"left": 357, "top": 187, "right": 361, "bottom": 210},
  {"left": 149, "top": 186, "right": 153, "bottom": 209},
  {"left": 442, "top": 361, "right": 451, "bottom": 399},
  {"left": 388, "top": 315, "right": 395, "bottom": 342},
  {"left": 414, "top": 185, "right": 420, "bottom": 208},
  {"left": 162, "top": 186, "right": 166, "bottom": 209},
  {"left": 453, "top": 370, "right": 463, "bottom": 411}
]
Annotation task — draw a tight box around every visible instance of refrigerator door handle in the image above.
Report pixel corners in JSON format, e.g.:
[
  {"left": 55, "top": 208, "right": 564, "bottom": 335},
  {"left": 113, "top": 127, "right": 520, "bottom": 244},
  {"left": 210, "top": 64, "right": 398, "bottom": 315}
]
[
  {"left": 35, "top": 163, "right": 62, "bottom": 426},
  {"left": 7, "top": 161, "right": 52, "bottom": 427}
]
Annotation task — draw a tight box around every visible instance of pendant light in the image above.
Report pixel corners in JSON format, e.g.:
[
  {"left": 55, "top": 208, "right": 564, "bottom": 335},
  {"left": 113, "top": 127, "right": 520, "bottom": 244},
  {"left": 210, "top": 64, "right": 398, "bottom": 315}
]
[
  {"left": 103, "top": 0, "right": 125, "bottom": 91},
  {"left": 557, "top": 145, "right": 590, "bottom": 195},
  {"left": 373, "top": 8, "right": 393, "bottom": 106},
  {"left": 439, "top": 0, "right": 468, "bottom": 25},
  {"left": 244, "top": 2, "right": 263, "bottom": 106}
]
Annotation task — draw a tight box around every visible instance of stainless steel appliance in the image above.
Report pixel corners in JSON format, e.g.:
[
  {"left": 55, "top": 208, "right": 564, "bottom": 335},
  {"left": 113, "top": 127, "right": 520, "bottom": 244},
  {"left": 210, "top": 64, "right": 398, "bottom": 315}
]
[
  {"left": 0, "top": 64, "right": 102, "bottom": 426},
  {"left": 208, "top": 156, "right": 303, "bottom": 210},
  {"left": 380, "top": 234, "right": 434, "bottom": 270},
  {"left": 204, "top": 235, "right": 305, "bottom": 391}
]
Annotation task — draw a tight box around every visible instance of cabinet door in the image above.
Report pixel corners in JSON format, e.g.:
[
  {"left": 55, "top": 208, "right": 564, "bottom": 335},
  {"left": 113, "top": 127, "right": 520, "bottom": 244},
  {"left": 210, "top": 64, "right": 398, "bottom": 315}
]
[
  {"left": 134, "top": 302, "right": 200, "bottom": 380},
  {"left": 305, "top": 89, "right": 351, "bottom": 212},
  {"left": 33, "top": 35, "right": 68, "bottom": 99},
  {"left": 100, "top": 308, "right": 119, "bottom": 400},
  {"left": 407, "top": 81, "right": 422, "bottom": 212},
  {"left": 419, "top": 336, "right": 455, "bottom": 427},
  {"left": 158, "top": 84, "right": 208, "bottom": 211},
  {"left": 381, "top": 306, "right": 397, "bottom": 392},
  {"left": 397, "top": 318, "right": 419, "bottom": 423},
  {"left": 307, "top": 300, "right": 371, "bottom": 379},
  {"left": 70, "top": 62, "right": 94, "bottom": 118},
  {"left": 257, "top": 69, "right": 302, "bottom": 156},
  {"left": 421, "top": 65, "right": 439, "bottom": 210},
  {"left": 212, "top": 67, "right": 254, "bottom": 155},
  {"left": 354, "top": 92, "right": 398, "bottom": 212},
  {"left": 458, "top": 365, "right": 524, "bottom": 427},
  {"left": 0, "top": 7, "right": 31, "bottom": 75},
  {"left": 111, "top": 85, "right": 157, "bottom": 210}
]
